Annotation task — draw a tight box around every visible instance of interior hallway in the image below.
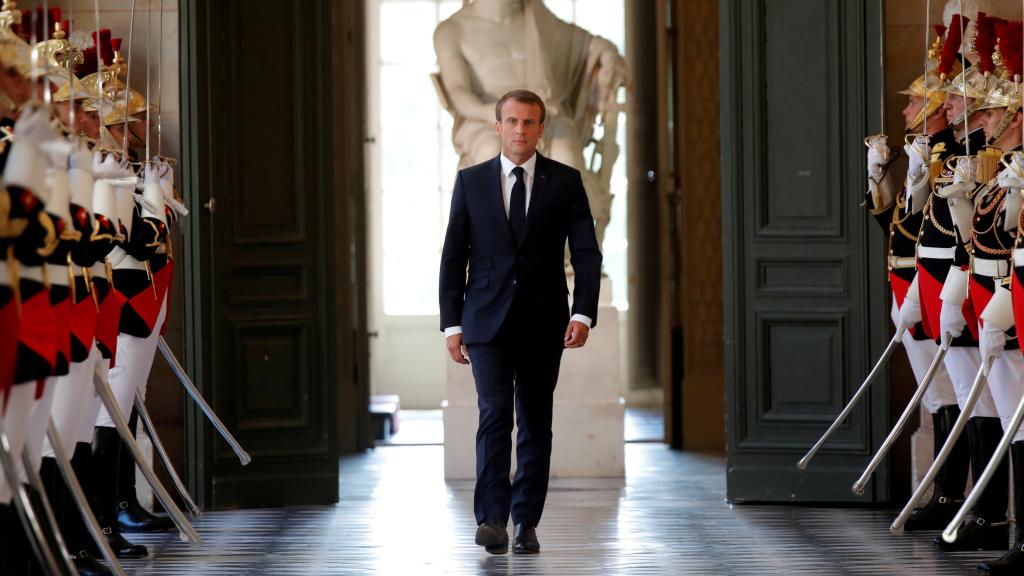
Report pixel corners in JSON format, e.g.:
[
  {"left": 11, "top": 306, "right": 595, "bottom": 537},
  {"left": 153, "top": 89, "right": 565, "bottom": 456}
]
[{"left": 117, "top": 443, "right": 989, "bottom": 575}]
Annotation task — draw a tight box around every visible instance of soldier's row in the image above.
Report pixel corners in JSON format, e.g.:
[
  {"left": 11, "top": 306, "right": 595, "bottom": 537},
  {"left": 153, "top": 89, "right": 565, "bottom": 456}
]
[
  {"left": 863, "top": 7, "right": 1023, "bottom": 575},
  {"left": 0, "top": 2, "right": 194, "bottom": 575}
]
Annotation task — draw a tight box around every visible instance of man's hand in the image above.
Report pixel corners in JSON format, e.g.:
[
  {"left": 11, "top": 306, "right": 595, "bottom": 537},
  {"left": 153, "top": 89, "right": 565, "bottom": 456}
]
[
  {"left": 564, "top": 321, "right": 590, "bottom": 349},
  {"left": 446, "top": 333, "right": 470, "bottom": 364}
]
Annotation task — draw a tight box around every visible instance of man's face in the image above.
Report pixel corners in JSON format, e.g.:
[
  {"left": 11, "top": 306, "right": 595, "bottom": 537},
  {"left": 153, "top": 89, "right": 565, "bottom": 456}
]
[
  {"left": 981, "top": 108, "right": 1006, "bottom": 141},
  {"left": 495, "top": 100, "right": 544, "bottom": 160},
  {"left": 943, "top": 94, "right": 973, "bottom": 125},
  {"left": 903, "top": 96, "right": 923, "bottom": 129},
  {"left": 981, "top": 108, "right": 1022, "bottom": 142},
  {"left": 0, "top": 66, "right": 30, "bottom": 106},
  {"left": 76, "top": 108, "right": 101, "bottom": 140}
]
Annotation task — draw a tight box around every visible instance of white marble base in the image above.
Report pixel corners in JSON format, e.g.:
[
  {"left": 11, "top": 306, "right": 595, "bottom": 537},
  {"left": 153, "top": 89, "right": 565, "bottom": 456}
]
[{"left": 443, "top": 301, "right": 625, "bottom": 480}]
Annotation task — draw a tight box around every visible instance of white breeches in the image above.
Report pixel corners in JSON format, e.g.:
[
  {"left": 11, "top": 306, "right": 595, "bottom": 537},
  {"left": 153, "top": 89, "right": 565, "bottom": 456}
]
[
  {"left": 891, "top": 300, "right": 959, "bottom": 413},
  {"left": 944, "top": 346, "right": 999, "bottom": 418},
  {"left": 94, "top": 298, "right": 166, "bottom": 429},
  {"left": 42, "top": 343, "right": 102, "bottom": 459},
  {"left": 987, "top": 349, "right": 1024, "bottom": 443},
  {"left": 0, "top": 384, "right": 38, "bottom": 504}
]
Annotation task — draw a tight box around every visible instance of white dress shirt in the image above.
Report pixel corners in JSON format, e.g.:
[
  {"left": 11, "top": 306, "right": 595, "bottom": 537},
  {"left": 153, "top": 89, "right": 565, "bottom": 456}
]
[{"left": 445, "top": 153, "right": 593, "bottom": 339}]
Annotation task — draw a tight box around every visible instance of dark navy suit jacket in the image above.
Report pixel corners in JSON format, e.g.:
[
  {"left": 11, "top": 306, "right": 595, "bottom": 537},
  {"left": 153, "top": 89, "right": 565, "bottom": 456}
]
[{"left": 439, "top": 153, "right": 602, "bottom": 345}]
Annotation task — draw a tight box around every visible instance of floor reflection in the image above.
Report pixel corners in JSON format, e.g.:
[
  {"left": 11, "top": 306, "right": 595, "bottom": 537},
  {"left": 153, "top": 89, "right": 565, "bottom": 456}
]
[{"left": 121, "top": 444, "right": 991, "bottom": 575}]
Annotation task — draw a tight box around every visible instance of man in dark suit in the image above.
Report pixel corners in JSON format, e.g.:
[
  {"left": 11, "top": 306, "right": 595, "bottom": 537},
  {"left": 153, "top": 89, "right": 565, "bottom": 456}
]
[{"left": 439, "top": 89, "right": 602, "bottom": 555}]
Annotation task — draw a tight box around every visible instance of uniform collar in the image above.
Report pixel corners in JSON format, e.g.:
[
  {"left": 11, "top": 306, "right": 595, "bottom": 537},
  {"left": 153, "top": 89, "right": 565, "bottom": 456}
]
[{"left": 499, "top": 152, "right": 538, "bottom": 177}]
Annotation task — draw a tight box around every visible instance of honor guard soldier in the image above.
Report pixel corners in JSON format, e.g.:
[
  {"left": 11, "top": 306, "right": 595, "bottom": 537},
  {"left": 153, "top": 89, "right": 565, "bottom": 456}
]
[{"left": 865, "top": 22, "right": 966, "bottom": 531}]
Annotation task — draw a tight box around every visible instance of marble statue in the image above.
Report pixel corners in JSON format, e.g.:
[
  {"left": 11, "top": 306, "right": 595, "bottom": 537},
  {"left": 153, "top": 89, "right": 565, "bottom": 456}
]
[{"left": 433, "top": 0, "right": 626, "bottom": 252}]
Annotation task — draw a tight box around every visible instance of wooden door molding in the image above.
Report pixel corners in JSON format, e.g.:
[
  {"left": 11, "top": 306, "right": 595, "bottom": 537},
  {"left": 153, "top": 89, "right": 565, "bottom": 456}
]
[
  {"left": 720, "top": 0, "right": 889, "bottom": 503},
  {"left": 179, "top": 0, "right": 369, "bottom": 509}
]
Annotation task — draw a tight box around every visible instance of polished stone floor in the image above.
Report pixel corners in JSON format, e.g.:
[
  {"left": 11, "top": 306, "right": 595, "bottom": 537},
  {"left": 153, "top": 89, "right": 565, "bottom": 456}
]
[
  {"left": 380, "top": 407, "right": 665, "bottom": 446},
  {"left": 120, "top": 443, "right": 999, "bottom": 575}
]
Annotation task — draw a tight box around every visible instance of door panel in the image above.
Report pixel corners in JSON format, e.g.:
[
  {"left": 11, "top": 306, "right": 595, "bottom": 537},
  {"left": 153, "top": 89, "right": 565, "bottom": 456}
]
[
  {"left": 180, "top": 0, "right": 345, "bottom": 508},
  {"left": 720, "top": 0, "right": 889, "bottom": 502}
]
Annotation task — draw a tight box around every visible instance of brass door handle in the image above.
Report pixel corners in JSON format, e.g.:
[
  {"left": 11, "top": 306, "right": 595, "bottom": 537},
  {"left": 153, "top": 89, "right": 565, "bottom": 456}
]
[{"left": 204, "top": 198, "right": 217, "bottom": 213}]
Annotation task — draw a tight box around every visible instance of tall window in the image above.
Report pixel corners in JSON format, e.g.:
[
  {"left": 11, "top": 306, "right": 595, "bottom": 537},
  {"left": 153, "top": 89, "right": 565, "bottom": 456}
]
[{"left": 374, "top": 0, "right": 627, "bottom": 316}]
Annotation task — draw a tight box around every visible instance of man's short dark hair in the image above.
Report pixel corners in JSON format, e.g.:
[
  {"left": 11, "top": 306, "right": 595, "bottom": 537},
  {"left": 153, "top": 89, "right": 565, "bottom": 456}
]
[{"left": 495, "top": 89, "right": 546, "bottom": 124}]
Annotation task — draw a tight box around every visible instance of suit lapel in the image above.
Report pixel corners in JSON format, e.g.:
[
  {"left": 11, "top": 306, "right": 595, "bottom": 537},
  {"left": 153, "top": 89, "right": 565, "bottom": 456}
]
[
  {"left": 489, "top": 155, "right": 515, "bottom": 246},
  {"left": 522, "top": 153, "right": 549, "bottom": 244}
]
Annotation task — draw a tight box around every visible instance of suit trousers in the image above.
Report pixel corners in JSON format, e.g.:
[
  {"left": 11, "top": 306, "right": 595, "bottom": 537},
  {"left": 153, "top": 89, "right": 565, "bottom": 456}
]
[{"left": 468, "top": 296, "right": 564, "bottom": 528}]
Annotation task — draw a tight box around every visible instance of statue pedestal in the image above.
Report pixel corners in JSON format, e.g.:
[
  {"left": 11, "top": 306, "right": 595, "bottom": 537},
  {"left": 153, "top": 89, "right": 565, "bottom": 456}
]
[{"left": 443, "top": 278, "right": 624, "bottom": 479}]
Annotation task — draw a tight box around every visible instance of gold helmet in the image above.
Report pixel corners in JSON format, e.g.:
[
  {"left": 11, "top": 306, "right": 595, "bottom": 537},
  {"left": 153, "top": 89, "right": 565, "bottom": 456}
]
[
  {"left": 977, "top": 79, "right": 1022, "bottom": 142},
  {"left": 940, "top": 64, "right": 996, "bottom": 125},
  {"left": 899, "top": 72, "right": 948, "bottom": 131},
  {"left": 0, "top": 0, "right": 30, "bottom": 77}
]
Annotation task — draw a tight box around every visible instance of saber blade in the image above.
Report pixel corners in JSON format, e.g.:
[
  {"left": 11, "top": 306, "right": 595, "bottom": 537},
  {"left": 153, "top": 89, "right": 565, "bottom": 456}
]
[
  {"left": 942, "top": 384, "right": 1024, "bottom": 543},
  {"left": 158, "top": 337, "right": 251, "bottom": 466},
  {"left": 47, "top": 420, "right": 126, "bottom": 576},
  {"left": 798, "top": 330, "right": 903, "bottom": 470},
  {"left": 134, "top": 393, "right": 201, "bottom": 517},
  {"left": 93, "top": 368, "right": 202, "bottom": 545},
  {"left": 892, "top": 358, "right": 993, "bottom": 534},
  {"left": 0, "top": 422, "right": 62, "bottom": 575},
  {"left": 853, "top": 337, "right": 949, "bottom": 495}
]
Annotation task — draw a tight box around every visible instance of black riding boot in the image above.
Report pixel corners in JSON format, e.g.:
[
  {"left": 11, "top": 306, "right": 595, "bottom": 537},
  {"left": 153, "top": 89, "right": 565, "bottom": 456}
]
[
  {"left": 906, "top": 405, "right": 970, "bottom": 531},
  {"left": 935, "top": 417, "right": 1009, "bottom": 551},
  {"left": 44, "top": 444, "right": 113, "bottom": 573},
  {"left": 92, "top": 426, "right": 147, "bottom": 559},
  {"left": 116, "top": 408, "right": 173, "bottom": 533},
  {"left": 978, "top": 441, "right": 1024, "bottom": 574}
]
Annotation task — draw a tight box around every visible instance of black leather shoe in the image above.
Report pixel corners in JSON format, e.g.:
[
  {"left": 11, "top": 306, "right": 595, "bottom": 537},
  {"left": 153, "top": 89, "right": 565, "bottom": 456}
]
[
  {"left": 904, "top": 495, "right": 961, "bottom": 531},
  {"left": 116, "top": 409, "right": 175, "bottom": 533},
  {"left": 512, "top": 524, "right": 540, "bottom": 554},
  {"left": 475, "top": 521, "right": 508, "bottom": 555},
  {"left": 117, "top": 499, "right": 175, "bottom": 533},
  {"left": 979, "top": 441, "right": 1024, "bottom": 574},
  {"left": 933, "top": 516, "right": 1008, "bottom": 552},
  {"left": 74, "top": 551, "right": 113, "bottom": 576},
  {"left": 104, "top": 525, "right": 149, "bottom": 559}
]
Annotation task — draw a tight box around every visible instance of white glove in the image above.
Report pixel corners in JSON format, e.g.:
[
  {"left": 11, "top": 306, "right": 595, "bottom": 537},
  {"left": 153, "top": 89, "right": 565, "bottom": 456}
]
[
  {"left": 940, "top": 300, "right": 968, "bottom": 339},
  {"left": 952, "top": 156, "right": 977, "bottom": 186},
  {"left": 896, "top": 297, "right": 922, "bottom": 334},
  {"left": 866, "top": 135, "right": 889, "bottom": 181},
  {"left": 998, "top": 151, "right": 1024, "bottom": 190},
  {"left": 979, "top": 323, "right": 1007, "bottom": 364},
  {"left": 904, "top": 135, "right": 930, "bottom": 183}
]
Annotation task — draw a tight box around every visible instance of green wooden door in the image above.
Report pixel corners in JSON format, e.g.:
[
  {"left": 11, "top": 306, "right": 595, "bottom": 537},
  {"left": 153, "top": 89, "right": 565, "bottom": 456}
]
[
  {"left": 179, "top": 0, "right": 363, "bottom": 508},
  {"left": 720, "top": 0, "right": 890, "bottom": 502}
]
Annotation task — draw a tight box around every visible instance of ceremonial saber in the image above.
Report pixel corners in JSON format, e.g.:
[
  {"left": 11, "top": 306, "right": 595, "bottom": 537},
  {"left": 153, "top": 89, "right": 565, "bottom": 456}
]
[
  {"left": 0, "top": 422, "right": 62, "bottom": 575},
  {"left": 134, "top": 392, "right": 201, "bottom": 517},
  {"left": 892, "top": 358, "right": 994, "bottom": 534},
  {"left": 797, "top": 329, "right": 904, "bottom": 470},
  {"left": 46, "top": 420, "right": 126, "bottom": 576},
  {"left": 20, "top": 451, "right": 78, "bottom": 576},
  {"left": 942, "top": 389, "right": 1024, "bottom": 543},
  {"left": 853, "top": 336, "right": 950, "bottom": 496},
  {"left": 92, "top": 368, "right": 202, "bottom": 545},
  {"left": 158, "top": 337, "right": 251, "bottom": 466}
]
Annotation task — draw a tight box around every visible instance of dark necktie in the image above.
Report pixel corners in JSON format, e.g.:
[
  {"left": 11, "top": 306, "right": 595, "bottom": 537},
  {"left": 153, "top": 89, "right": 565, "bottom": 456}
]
[{"left": 510, "top": 166, "right": 526, "bottom": 243}]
